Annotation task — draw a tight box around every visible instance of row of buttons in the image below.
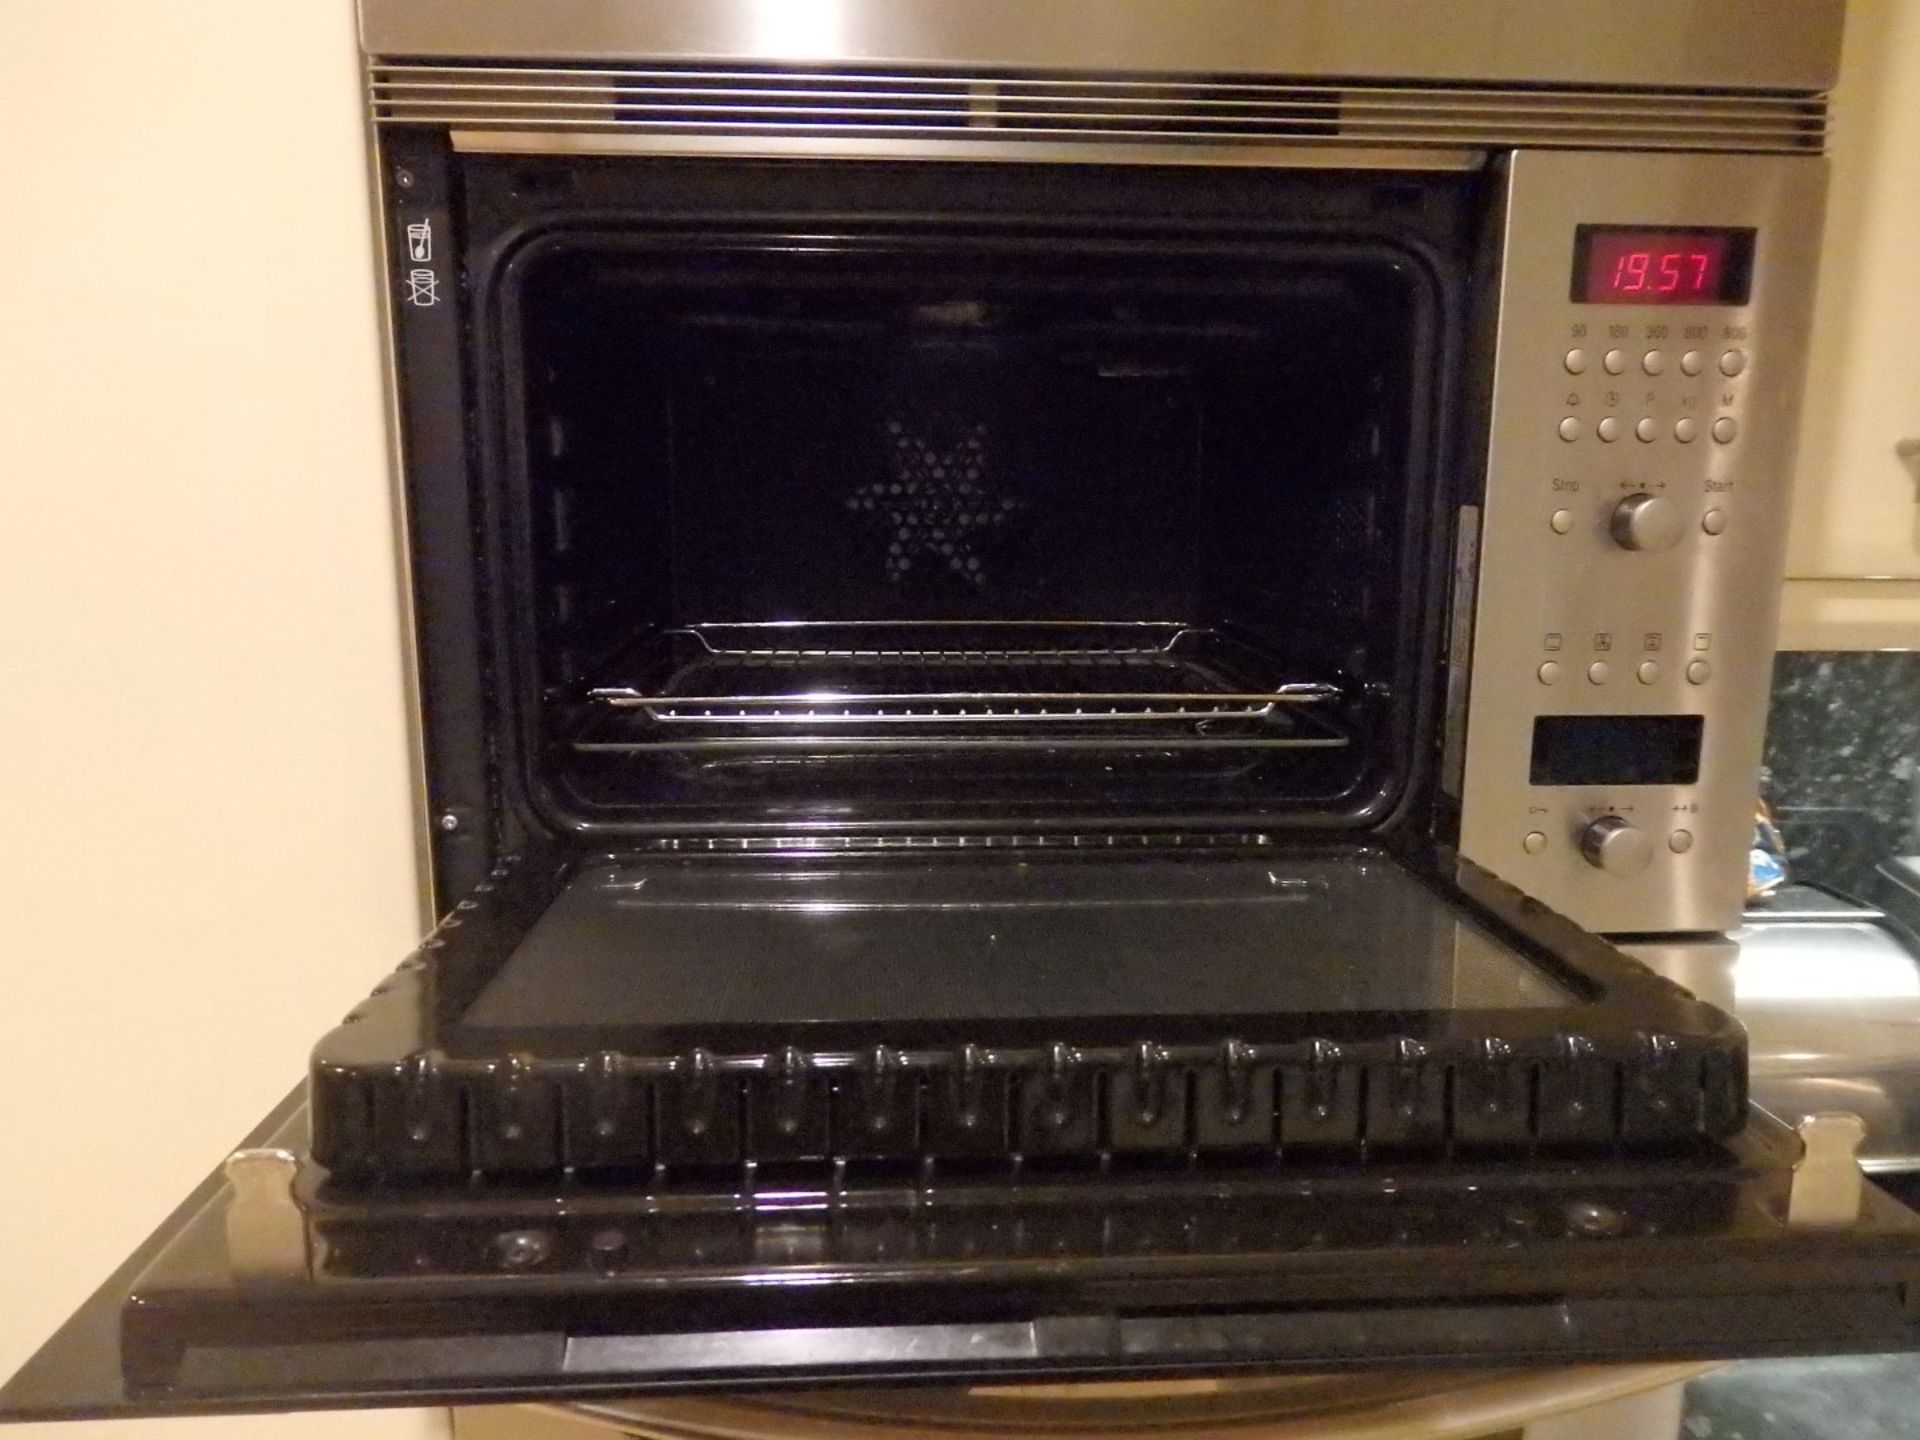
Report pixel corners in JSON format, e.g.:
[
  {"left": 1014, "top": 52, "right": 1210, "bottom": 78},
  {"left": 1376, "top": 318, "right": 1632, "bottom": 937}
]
[
  {"left": 1557, "top": 415, "right": 1737, "bottom": 444},
  {"left": 1560, "top": 415, "right": 1737, "bottom": 444},
  {"left": 1548, "top": 506, "right": 1729, "bottom": 535},
  {"left": 1565, "top": 348, "right": 1747, "bottom": 378},
  {"left": 1523, "top": 829, "right": 1694, "bottom": 855},
  {"left": 1536, "top": 658, "right": 1712, "bottom": 685}
]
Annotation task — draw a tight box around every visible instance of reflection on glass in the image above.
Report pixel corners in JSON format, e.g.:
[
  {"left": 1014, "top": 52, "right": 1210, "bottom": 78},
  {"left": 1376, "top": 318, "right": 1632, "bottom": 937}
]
[{"left": 465, "top": 854, "right": 1575, "bottom": 1029}]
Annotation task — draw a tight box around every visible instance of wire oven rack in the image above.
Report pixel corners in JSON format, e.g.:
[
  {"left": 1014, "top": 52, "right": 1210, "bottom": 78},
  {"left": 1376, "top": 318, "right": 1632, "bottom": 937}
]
[{"left": 575, "top": 621, "right": 1350, "bottom": 754}]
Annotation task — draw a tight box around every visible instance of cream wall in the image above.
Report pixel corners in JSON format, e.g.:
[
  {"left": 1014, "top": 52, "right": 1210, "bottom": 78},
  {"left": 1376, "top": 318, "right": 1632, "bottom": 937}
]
[
  {"left": 1778, "top": 0, "right": 1920, "bottom": 648},
  {"left": 0, "top": 2, "right": 440, "bottom": 1437}
]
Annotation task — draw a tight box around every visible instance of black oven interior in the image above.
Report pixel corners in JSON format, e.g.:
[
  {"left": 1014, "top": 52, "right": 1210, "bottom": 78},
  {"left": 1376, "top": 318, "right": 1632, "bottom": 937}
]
[{"left": 476, "top": 161, "right": 1466, "bottom": 841}]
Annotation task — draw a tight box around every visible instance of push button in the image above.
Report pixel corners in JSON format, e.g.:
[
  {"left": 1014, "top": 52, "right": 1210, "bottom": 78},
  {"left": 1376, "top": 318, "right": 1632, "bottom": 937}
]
[
  {"left": 1565, "top": 348, "right": 1590, "bottom": 375},
  {"left": 1603, "top": 349, "right": 1628, "bottom": 375},
  {"left": 1702, "top": 508, "right": 1728, "bottom": 535},
  {"left": 1587, "top": 661, "right": 1611, "bottom": 685},
  {"left": 1637, "top": 661, "right": 1660, "bottom": 684},
  {"left": 1550, "top": 509, "right": 1575, "bottom": 534},
  {"left": 1523, "top": 831, "right": 1549, "bottom": 855},
  {"left": 1712, "top": 416, "right": 1739, "bottom": 444},
  {"left": 1642, "top": 350, "right": 1667, "bottom": 375},
  {"left": 1673, "top": 417, "right": 1699, "bottom": 443},
  {"left": 1635, "top": 417, "right": 1657, "bottom": 442},
  {"left": 1559, "top": 417, "right": 1582, "bottom": 442},
  {"left": 1598, "top": 416, "right": 1622, "bottom": 442},
  {"left": 1669, "top": 830, "right": 1695, "bottom": 854},
  {"left": 1538, "top": 661, "right": 1564, "bottom": 685},
  {"left": 1686, "top": 659, "right": 1712, "bottom": 685},
  {"left": 1720, "top": 349, "right": 1748, "bottom": 377},
  {"left": 1680, "top": 350, "right": 1705, "bottom": 376}
]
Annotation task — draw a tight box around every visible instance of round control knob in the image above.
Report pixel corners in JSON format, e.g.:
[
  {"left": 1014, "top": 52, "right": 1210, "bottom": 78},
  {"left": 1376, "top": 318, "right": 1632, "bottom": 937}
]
[
  {"left": 1609, "top": 493, "right": 1683, "bottom": 552},
  {"left": 1580, "top": 816, "right": 1653, "bottom": 877}
]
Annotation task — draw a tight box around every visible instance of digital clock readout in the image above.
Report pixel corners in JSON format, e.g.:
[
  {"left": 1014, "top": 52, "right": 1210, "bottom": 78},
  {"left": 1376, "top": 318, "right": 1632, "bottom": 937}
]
[{"left": 1571, "top": 225, "right": 1755, "bottom": 305}]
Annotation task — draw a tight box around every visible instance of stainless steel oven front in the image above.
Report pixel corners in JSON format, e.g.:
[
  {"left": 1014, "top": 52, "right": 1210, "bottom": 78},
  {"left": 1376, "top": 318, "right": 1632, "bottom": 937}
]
[
  {"left": 10, "top": 0, "right": 1918, "bottom": 1427},
  {"left": 1457, "top": 150, "right": 1822, "bottom": 936},
  {"left": 357, "top": 1, "right": 1835, "bottom": 944}
]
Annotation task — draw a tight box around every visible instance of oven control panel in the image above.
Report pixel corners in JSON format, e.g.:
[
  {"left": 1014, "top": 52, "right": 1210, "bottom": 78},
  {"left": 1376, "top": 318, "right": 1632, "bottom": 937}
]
[{"left": 1457, "top": 151, "right": 1827, "bottom": 935}]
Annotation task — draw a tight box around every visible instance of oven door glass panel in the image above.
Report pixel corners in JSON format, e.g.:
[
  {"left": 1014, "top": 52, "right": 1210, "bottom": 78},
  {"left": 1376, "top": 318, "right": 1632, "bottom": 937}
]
[
  {"left": 316, "top": 844, "right": 1722, "bottom": 1185},
  {"left": 8, "top": 846, "right": 1920, "bottom": 1421},
  {"left": 461, "top": 854, "right": 1577, "bottom": 1036}
]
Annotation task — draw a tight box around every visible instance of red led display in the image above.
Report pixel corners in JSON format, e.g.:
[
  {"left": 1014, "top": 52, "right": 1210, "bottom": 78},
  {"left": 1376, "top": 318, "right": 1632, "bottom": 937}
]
[{"left": 1571, "top": 226, "right": 1754, "bottom": 305}]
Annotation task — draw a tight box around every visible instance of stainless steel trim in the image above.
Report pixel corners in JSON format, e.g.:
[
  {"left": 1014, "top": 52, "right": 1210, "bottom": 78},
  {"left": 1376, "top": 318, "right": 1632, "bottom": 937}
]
[
  {"left": 451, "top": 131, "right": 1486, "bottom": 170},
  {"left": 359, "top": 0, "right": 1845, "bottom": 93},
  {"left": 1457, "top": 152, "right": 1829, "bottom": 934},
  {"left": 369, "top": 64, "right": 1827, "bottom": 158},
  {"left": 1783, "top": 574, "right": 1920, "bottom": 583}
]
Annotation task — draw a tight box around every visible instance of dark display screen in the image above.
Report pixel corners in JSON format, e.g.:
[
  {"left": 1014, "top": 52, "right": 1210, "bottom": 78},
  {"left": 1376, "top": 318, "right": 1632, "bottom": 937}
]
[
  {"left": 1530, "top": 715, "right": 1704, "bottom": 787},
  {"left": 1571, "top": 226, "right": 1755, "bottom": 305}
]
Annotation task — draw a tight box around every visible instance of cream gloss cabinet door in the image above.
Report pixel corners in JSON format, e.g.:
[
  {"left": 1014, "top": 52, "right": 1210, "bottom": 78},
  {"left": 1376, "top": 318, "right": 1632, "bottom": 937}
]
[
  {"left": 1780, "top": 0, "right": 1920, "bottom": 647},
  {"left": 0, "top": 3, "right": 440, "bottom": 1438}
]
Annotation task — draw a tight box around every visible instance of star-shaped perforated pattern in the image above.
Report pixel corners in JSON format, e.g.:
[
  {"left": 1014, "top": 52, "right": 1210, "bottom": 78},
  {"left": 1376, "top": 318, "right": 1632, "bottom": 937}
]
[{"left": 845, "top": 420, "right": 1024, "bottom": 586}]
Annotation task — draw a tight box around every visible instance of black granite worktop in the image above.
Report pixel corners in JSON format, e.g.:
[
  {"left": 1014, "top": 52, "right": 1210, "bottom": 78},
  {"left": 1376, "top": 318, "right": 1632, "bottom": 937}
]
[
  {"left": 1685, "top": 1353, "right": 1920, "bottom": 1440},
  {"left": 1763, "top": 651, "right": 1920, "bottom": 898}
]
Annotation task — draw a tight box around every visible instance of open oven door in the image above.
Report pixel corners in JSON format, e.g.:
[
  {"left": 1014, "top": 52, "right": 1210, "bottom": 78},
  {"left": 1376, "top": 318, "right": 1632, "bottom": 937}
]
[{"left": 5, "top": 843, "right": 1919, "bottom": 1422}]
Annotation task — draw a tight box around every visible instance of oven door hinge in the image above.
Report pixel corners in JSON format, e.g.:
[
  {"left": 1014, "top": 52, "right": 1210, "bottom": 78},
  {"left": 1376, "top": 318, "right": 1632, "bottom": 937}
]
[
  {"left": 223, "top": 1148, "right": 311, "bottom": 1284},
  {"left": 1787, "top": 1111, "right": 1868, "bottom": 1229}
]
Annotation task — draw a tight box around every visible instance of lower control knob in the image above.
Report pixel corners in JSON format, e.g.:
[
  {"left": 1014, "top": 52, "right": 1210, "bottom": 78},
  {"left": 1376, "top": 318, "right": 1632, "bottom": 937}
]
[{"left": 1580, "top": 816, "right": 1652, "bottom": 877}]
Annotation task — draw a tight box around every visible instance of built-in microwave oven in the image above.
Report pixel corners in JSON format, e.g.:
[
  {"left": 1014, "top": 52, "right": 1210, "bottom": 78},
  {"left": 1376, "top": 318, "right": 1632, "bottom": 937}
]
[{"left": 9, "top": 0, "right": 1916, "bottom": 1424}]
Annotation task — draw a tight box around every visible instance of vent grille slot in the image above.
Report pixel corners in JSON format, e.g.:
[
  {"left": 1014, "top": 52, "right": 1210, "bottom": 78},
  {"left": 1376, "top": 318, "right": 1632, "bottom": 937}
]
[{"left": 370, "top": 63, "right": 1827, "bottom": 155}]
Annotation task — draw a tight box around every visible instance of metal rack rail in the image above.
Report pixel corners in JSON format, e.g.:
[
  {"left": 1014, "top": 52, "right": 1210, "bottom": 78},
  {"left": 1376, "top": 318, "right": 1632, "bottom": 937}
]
[{"left": 577, "top": 621, "right": 1350, "bottom": 753}]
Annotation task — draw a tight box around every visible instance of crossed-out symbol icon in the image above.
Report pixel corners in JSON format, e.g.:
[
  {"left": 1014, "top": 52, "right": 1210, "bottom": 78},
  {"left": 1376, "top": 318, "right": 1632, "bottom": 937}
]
[{"left": 406, "top": 268, "right": 439, "bottom": 307}]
